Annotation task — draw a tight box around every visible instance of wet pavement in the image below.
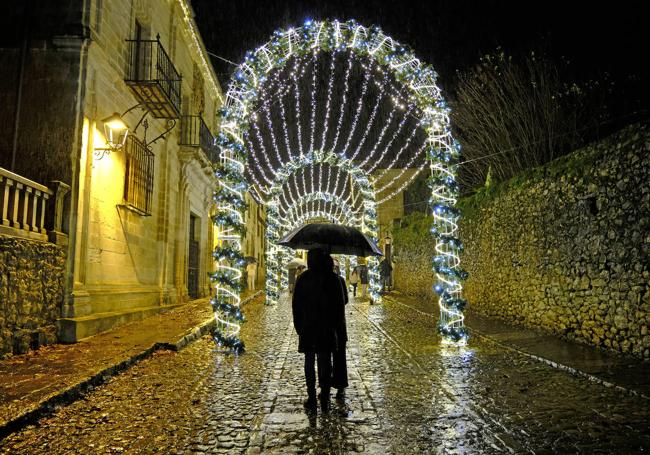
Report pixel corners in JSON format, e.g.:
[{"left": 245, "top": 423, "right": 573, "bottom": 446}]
[{"left": 2, "top": 294, "right": 650, "bottom": 454}]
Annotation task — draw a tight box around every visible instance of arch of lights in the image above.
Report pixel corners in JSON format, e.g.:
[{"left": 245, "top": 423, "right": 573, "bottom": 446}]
[
  {"left": 212, "top": 19, "right": 468, "bottom": 352},
  {"left": 278, "top": 192, "right": 361, "bottom": 226}
]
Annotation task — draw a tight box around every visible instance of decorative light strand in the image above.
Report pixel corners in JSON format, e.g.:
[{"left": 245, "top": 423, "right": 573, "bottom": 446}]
[
  {"left": 328, "top": 52, "right": 354, "bottom": 153},
  {"left": 217, "top": 19, "right": 468, "bottom": 344}
]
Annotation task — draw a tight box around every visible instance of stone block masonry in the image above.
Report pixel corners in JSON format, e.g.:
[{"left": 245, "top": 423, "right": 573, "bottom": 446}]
[
  {"left": 0, "top": 235, "right": 65, "bottom": 356},
  {"left": 392, "top": 124, "right": 650, "bottom": 358},
  {"left": 458, "top": 124, "right": 650, "bottom": 358}
]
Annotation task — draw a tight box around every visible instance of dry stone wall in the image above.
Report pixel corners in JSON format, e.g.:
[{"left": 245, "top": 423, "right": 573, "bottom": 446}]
[
  {"left": 393, "top": 125, "right": 650, "bottom": 358},
  {"left": 0, "top": 235, "right": 65, "bottom": 356}
]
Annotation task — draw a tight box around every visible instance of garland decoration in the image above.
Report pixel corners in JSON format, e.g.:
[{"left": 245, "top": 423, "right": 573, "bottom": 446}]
[
  {"left": 216, "top": 19, "right": 468, "bottom": 344},
  {"left": 211, "top": 128, "right": 248, "bottom": 353}
]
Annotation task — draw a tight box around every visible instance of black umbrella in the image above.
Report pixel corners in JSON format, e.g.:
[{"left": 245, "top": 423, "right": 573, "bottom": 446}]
[{"left": 278, "top": 223, "right": 383, "bottom": 257}]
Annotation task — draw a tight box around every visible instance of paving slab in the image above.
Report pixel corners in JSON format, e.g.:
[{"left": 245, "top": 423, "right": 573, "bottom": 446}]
[
  {"left": 0, "top": 291, "right": 262, "bottom": 436},
  {"left": 386, "top": 291, "right": 650, "bottom": 399},
  {"left": 2, "top": 293, "right": 650, "bottom": 453}
]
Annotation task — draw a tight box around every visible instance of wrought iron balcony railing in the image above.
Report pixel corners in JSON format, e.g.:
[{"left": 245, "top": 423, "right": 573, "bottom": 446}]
[
  {"left": 179, "top": 115, "right": 218, "bottom": 162},
  {"left": 124, "top": 35, "right": 182, "bottom": 118}
]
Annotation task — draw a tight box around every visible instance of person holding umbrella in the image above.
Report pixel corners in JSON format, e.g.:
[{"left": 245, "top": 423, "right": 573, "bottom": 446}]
[
  {"left": 326, "top": 255, "right": 349, "bottom": 400},
  {"left": 292, "top": 248, "right": 346, "bottom": 412}
]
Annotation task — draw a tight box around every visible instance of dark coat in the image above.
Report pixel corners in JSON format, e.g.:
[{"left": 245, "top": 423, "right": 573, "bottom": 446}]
[
  {"left": 292, "top": 269, "right": 346, "bottom": 353},
  {"left": 359, "top": 265, "right": 369, "bottom": 284},
  {"left": 336, "top": 276, "right": 348, "bottom": 346},
  {"left": 380, "top": 259, "right": 393, "bottom": 278}
]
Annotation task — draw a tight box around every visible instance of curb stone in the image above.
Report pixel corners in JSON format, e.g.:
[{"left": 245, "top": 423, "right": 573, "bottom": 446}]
[{"left": 0, "top": 290, "right": 263, "bottom": 439}]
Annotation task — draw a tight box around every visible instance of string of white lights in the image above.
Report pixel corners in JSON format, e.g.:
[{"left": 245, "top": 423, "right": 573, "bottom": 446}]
[
  {"left": 376, "top": 166, "right": 425, "bottom": 204},
  {"left": 340, "top": 63, "right": 372, "bottom": 154},
  {"left": 251, "top": 118, "right": 279, "bottom": 186},
  {"left": 218, "top": 19, "right": 467, "bottom": 343},
  {"left": 357, "top": 106, "right": 397, "bottom": 168},
  {"left": 292, "top": 57, "right": 305, "bottom": 158},
  {"left": 366, "top": 105, "right": 416, "bottom": 173},
  {"left": 329, "top": 52, "right": 354, "bottom": 153},
  {"left": 348, "top": 70, "right": 389, "bottom": 161},
  {"left": 243, "top": 134, "right": 272, "bottom": 193},
  {"left": 262, "top": 98, "right": 284, "bottom": 167},
  {"left": 320, "top": 51, "right": 337, "bottom": 151},
  {"left": 308, "top": 51, "right": 318, "bottom": 155}
]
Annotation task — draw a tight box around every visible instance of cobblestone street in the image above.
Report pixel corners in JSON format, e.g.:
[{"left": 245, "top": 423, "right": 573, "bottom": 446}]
[{"left": 2, "top": 295, "right": 650, "bottom": 454}]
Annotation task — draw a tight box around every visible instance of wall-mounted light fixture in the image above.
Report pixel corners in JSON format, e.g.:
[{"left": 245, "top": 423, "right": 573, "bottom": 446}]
[
  {"left": 94, "top": 112, "right": 129, "bottom": 160},
  {"left": 93, "top": 103, "right": 176, "bottom": 160}
]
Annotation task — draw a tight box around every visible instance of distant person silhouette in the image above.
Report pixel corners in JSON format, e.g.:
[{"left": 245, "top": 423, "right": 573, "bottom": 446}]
[
  {"left": 292, "top": 249, "right": 345, "bottom": 412},
  {"left": 349, "top": 267, "right": 359, "bottom": 296},
  {"left": 326, "top": 255, "right": 349, "bottom": 400}
]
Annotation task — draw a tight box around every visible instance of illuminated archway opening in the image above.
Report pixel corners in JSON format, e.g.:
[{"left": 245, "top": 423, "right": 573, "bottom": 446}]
[
  {"left": 262, "top": 149, "right": 381, "bottom": 304},
  {"left": 212, "top": 20, "right": 468, "bottom": 352}
]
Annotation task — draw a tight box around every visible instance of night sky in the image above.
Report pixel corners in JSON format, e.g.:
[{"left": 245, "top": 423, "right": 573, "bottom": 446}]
[{"left": 192, "top": 0, "right": 649, "bottom": 120}]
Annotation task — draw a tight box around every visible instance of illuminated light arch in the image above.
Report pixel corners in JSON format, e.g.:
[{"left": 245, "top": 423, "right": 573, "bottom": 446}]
[
  {"left": 278, "top": 192, "right": 362, "bottom": 226},
  {"left": 213, "top": 19, "right": 468, "bottom": 353},
  {"left": 290, "top": 210, "right": 350, "bottom": 226},
  {"left": 259, "top": 148, "right": 382, "bottom": 304},
  {"left": 265, "top": 185, "right": 381, "bottom": 305},
  {"left": 267, "top": 150, "right": 376, "bottom": 199}
]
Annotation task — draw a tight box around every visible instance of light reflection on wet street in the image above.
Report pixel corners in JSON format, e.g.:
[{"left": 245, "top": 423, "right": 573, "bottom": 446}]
[{"left": 2, "top": 295, "right": 649, "bottom": 454}]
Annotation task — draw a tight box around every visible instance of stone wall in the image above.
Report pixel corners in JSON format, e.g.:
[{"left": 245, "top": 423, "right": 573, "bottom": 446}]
[
  {"left": 0, "top": 235, "right": 65, "bottom": 356},
  {"left": 392, "top": 214, "right": 437, "bottom": 303},
  {"left": 393, "top": 125, "right": 650, "bottom": 358}
]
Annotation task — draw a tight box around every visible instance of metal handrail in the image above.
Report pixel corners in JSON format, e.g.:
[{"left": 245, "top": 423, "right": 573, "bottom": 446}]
[
  {"left": 125, "top": 34, "right": 182, "bottom": 113},
  {"left": 180, "top": 115, "right": 218, "bottom": 161}
]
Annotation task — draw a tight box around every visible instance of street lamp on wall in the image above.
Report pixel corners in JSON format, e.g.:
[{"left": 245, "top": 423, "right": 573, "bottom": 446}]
[{"left": 94, "top": 112, "right": 129, "bottom": 160}]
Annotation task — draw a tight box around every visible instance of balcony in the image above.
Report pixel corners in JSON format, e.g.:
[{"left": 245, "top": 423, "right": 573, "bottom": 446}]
[
  {"left": 124, "top": 35, "right": 181, "bottom": 119},
  {"left": 0, "top": 167, "right": 69, "bottom": 244},
  {"left": 179, "top": 115, "right": 218, "bottom": 162}
]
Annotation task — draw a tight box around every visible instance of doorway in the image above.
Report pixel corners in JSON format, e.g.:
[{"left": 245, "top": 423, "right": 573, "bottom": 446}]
[{"left": 188, "top": 214, "right": 200, "bottom": 299}]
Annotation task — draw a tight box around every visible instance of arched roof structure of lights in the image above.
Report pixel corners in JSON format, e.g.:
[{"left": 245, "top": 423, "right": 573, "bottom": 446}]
[
  {"left": 212, "top": 19, "right": 469, "bottom": 352},
  {"left": 278, "top": 192, "right": 362, "bottom": 227}
]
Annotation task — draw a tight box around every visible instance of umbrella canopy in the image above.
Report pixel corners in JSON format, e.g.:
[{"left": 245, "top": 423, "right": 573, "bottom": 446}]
[
  {"left": 287, "top": 257, "right": 307, "bottom": 269},
  {"left": 278, "top": 223, "right": 383, "bottom": 257}
]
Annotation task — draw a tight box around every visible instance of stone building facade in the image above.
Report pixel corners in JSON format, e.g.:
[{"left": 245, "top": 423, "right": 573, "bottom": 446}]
[
  {"left": 242, "top": 193, "right": 267, "bottom": 290},
  {"left": 0, "top": 0, "right": 266, "bottom": 351}
]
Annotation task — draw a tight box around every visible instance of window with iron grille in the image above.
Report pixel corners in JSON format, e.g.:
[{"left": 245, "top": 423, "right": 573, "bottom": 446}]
[{"left": 124, "top": 135, "right": 154, "bottom": 216}]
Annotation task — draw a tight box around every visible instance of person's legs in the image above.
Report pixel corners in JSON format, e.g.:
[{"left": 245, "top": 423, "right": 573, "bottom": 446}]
[
  {"left": 352, "top": 283, "right": 357, "bottom": 297},
  {"left": 304, "top": 352, "right": 317, "bottom": 409},
  {"left": 316, "top": 350, "right": 332, "bottom": 411}
]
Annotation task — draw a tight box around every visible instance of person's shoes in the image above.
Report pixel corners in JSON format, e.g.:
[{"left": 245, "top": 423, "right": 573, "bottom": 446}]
[
  {"left": 304, "top": 396, "right": 317, "bottom": 411},
  {"left": 319, "top": 391, "right": 330, "bottom": 412},
  {"left": 304, "top": 388, "right": 317, "bottom": 411},
  {"left": 320, "top": 397, "right": 330, "bottom": 412},
  {"left": 335, "top": 389, "right": 345, "bottom": 401}
]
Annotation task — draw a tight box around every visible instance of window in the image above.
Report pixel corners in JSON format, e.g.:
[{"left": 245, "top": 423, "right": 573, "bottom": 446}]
[{"left": 124, "top": 135, "right": 154, "bottom": 216}]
